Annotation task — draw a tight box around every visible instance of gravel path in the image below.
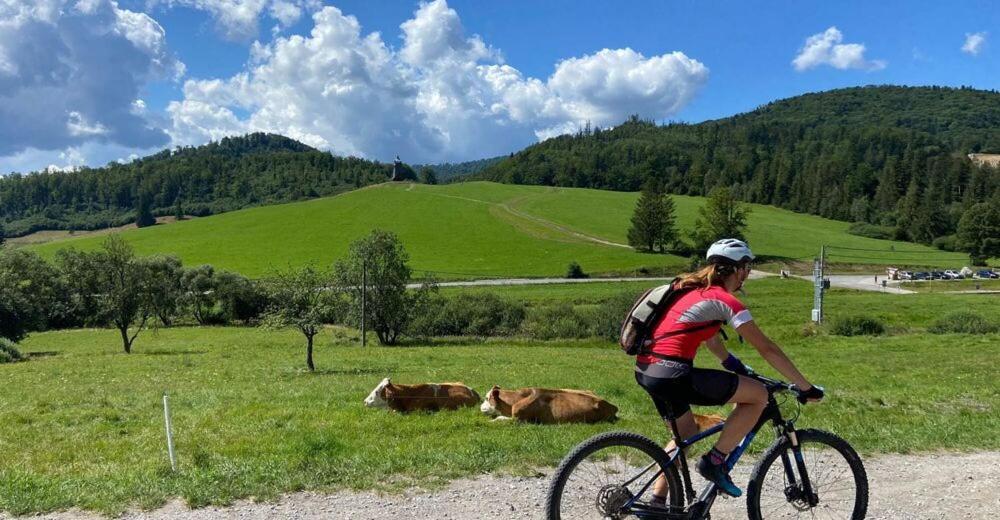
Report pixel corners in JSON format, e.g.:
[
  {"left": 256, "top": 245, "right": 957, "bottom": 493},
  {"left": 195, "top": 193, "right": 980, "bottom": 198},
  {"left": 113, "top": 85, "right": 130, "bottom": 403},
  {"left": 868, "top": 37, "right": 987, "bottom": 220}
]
[{"left": 6, "top": 451, "right": 996, "bottom": 520}]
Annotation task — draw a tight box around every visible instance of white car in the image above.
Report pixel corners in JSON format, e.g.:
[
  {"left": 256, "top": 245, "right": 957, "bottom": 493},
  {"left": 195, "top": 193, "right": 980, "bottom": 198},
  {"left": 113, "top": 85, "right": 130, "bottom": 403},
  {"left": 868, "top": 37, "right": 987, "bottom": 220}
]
[{"left": 943, "top": 270, "right": 964, "bottom": 280}]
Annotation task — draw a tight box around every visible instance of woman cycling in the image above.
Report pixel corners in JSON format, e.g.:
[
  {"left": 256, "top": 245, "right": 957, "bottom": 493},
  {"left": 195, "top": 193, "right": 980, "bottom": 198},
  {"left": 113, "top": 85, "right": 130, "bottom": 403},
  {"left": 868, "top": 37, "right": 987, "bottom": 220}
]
[{"left": 635, "top": 238, "right": 824, "bottom": 500}]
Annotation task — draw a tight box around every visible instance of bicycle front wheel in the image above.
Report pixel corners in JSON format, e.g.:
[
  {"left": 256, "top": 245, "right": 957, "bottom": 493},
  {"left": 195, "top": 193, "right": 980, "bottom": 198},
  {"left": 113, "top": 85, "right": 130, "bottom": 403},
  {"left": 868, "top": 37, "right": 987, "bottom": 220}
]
[
  {"left": 746, "top": 428, "right": 868, "bottom": 520},
  {"left": 545, "top": 431, "right": 683, "bottom": 520}
]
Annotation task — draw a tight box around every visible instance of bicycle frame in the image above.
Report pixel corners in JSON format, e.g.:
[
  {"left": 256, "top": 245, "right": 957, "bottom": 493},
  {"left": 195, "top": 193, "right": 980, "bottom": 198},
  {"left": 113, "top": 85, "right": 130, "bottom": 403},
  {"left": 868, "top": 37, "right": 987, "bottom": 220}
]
[{"left": 623, "top": 379, "right": 814, "bottom": 520}]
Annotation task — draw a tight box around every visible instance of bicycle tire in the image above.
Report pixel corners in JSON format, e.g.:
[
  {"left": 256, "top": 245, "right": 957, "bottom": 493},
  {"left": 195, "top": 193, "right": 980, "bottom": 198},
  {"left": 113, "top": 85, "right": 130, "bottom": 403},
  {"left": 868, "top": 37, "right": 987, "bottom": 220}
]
[
  {"left": 746, "top": 429, "right": 868, "bottom": 520},
  {"left": 546, "top": 430, "right": 683, "bottom": 520}
]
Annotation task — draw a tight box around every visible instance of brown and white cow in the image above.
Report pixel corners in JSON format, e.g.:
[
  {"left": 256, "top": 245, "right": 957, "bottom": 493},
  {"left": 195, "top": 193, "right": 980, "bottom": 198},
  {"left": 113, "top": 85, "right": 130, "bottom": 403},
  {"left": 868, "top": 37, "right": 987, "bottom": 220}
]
[
  {"left": 479, "top": 386, "right": 619, "bottom": 424},
  {"left": 364, "top": 377, "right": 481, "bottom": 412}
]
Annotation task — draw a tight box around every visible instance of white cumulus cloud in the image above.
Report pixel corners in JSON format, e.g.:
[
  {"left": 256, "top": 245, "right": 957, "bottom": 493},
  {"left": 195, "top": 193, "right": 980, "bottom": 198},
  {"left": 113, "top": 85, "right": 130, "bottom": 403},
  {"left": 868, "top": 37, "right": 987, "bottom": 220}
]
[
  {"left": 168, "top": 0, "right": 709, "bottom": 163},
  {"left": 792, "top": 27, "right": 886, "bottom": 72},
  {"left": 962, "top": 32, "right": 987, "bottom": 56},
  {"left": 0, "top": 0, "right": 182, "bottom": 157}
]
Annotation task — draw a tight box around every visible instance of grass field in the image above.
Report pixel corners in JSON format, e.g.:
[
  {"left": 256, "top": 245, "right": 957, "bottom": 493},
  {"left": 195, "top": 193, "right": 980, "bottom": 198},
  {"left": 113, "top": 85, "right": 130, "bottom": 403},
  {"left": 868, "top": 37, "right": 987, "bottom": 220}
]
[
  {"left": 1, "top": 278, "right": 998, "bottom": 515},
  {"left": 25, "top": 182, "right": 968, "bottom": 278}
]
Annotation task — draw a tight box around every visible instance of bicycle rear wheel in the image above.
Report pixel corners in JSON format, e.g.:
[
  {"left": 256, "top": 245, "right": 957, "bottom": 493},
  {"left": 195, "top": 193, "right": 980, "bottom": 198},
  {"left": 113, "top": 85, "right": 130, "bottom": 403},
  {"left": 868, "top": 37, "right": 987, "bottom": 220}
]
[
  {"left": 746, "top": 429, "right": 868, "bottom": 520},
  {"left": 546, "top": 431, "right": 683, "bottom": 520}
]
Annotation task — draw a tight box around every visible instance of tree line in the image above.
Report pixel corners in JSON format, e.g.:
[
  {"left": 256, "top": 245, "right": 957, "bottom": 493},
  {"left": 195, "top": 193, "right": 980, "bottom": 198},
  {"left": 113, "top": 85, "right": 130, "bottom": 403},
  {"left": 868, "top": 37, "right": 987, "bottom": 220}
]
[
  {"left": 475, "top": 86, "right": 1000, "bottom": 259},
  {"left": 0, "top": 231, "right": 444, "bottom": 370},
  {"left": 0, "top": 133, "right": 399, "bottom": 237}
]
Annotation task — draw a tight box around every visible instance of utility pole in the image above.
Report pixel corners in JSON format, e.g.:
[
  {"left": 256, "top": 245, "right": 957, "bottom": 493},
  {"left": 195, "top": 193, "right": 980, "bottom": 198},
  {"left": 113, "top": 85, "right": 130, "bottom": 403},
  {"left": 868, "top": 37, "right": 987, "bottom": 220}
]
[
  {"left": 812, "top": 245, "right": 826, "bottom": 323},
  {"left": 361, "top": 258, "right": 367, "bottom": 347}
]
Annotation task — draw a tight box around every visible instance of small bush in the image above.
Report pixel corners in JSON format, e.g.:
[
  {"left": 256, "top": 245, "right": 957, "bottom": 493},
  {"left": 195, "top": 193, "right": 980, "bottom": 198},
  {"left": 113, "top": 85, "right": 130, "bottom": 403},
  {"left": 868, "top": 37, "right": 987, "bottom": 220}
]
[
  {"left": 801, "top": 322, "right": 821, "bottom": 337},
  {"left": 0, "top": 338, "right": 24, "bottom": 363},
  {"left": 566, "top": 261, "right": 588, "bottom": 279},
  {"left": 847, "top": 222, "right": 894, "bottom": 240},
  {"left": 521, "top": 303, "right": 591, "bottom": 340},
  {"left": 830, "top": 315, "right": 886, "bottom": 336},
  {"left": 928, "top": 312, "right": 999, "bottom": 335}
]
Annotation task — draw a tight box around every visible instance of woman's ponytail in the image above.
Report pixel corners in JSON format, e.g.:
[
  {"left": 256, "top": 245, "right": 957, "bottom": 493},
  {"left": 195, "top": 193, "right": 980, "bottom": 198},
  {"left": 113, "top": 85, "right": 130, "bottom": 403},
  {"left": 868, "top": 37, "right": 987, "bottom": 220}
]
[{"left": 676, "top": 263, "right": 737, "bottom": 290}]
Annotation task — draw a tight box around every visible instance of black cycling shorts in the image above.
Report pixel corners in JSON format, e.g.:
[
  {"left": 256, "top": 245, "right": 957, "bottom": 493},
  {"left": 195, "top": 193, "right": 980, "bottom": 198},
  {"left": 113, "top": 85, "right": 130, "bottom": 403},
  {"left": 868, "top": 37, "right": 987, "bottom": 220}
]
[{"left": 634, "top": 358, "right": 740, "bottom": 419}]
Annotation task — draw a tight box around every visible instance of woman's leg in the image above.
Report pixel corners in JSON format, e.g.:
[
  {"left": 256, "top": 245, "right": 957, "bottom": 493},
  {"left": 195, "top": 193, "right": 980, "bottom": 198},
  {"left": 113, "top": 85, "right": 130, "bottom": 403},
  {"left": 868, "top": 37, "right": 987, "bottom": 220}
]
[
  {"left": 714, "top": 375, "right": 768, "bottom": 453},
  {"left": 653, "top": 411, "right": 698, "bottom": 499}
]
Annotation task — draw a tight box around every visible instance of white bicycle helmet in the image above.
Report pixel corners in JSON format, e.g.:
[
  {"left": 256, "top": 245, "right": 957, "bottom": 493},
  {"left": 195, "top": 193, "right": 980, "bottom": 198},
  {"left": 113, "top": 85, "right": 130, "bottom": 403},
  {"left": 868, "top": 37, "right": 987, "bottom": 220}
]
[{"left": 706, "top": 238, "right": 755, "bottom": 265}]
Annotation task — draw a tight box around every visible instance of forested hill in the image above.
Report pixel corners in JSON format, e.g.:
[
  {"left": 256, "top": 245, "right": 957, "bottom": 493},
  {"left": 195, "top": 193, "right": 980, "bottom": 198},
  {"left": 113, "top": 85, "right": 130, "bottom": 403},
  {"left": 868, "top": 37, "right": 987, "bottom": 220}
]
[
  {"left": 416, "top": 155, "right": 505, "bottom": 182},
  {"left": 476, "top": 85, "right": 1000, "bottom": 246},
  {"left": 0, "top": 133, "right": 394, "bottom": 237}
]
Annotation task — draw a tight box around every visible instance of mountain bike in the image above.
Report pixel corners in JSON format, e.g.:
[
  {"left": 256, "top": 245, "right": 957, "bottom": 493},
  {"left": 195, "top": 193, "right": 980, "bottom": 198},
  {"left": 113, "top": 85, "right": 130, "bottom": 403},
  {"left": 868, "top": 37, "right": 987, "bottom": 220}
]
[{"left": 545, "top": 372, "right": 868, "bottom": 519}]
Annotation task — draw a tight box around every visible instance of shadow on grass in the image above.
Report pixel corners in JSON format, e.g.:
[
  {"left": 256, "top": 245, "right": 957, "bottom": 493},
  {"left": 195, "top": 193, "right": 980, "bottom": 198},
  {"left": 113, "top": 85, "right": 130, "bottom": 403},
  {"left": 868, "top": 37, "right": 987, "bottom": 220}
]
[
  {"left": 383, "top": 337, "right": 490, "bottom": 348},
  {"left": 141, "top": 349, "right": 209, "bottom": 356},
  {"left": 307, "top": 367, "right": 389, "bottom": 376},
  {"left": 26, "top": 351, "right": 59, "bottom": 358}
]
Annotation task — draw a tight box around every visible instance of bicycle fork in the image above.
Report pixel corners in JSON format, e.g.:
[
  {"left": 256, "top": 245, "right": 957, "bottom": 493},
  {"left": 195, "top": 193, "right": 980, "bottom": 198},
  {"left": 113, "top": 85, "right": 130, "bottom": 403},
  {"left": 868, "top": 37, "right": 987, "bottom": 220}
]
[{"left": 779, "top": 427, "right": 819, "bottom": 507}]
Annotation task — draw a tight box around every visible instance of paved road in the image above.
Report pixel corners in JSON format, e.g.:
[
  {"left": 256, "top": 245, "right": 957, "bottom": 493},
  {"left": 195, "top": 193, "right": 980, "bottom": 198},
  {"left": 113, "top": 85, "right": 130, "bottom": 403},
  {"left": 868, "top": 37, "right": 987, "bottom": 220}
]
[{"left": 406, "top": 271, "right": 778, "bottom": 289}]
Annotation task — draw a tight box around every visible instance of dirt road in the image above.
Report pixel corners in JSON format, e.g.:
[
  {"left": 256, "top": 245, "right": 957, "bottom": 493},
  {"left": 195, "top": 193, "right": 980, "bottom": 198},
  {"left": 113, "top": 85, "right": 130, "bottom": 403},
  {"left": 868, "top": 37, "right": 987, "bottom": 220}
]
[{"left": 7, "top": 451, "right": 995, "bottom": 520}]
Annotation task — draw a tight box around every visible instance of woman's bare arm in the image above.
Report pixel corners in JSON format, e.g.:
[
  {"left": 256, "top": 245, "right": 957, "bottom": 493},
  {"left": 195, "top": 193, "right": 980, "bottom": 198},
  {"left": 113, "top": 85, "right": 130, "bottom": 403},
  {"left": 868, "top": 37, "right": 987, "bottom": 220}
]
[
  {"left": 735, "top": 321, "right": 813, "bottom": 390},
  {"left": 704, "top": 334, "right": 731, "bottom": 362}
]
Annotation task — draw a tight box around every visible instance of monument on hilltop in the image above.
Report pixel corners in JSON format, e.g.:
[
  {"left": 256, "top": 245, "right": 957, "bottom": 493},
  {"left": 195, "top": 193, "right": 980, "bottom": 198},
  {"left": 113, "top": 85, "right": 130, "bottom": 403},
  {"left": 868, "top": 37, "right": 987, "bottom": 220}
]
[{"left": 391, "top": 156, "right": 403, "bottom": 181}]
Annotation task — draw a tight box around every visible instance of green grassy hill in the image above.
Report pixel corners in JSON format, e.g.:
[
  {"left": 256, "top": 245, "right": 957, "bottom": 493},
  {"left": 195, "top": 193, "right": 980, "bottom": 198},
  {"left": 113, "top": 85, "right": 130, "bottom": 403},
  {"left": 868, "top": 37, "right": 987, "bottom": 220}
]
[{"left": 27, "top": 182, "right": 967, "bottom": 277}]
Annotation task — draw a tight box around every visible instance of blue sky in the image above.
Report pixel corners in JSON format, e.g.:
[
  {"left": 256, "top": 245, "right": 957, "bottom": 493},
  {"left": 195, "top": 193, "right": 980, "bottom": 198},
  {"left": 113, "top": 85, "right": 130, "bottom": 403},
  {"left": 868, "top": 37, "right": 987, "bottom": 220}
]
[{"left": 1, "top": 0, "right": 998, "bottom": 174}]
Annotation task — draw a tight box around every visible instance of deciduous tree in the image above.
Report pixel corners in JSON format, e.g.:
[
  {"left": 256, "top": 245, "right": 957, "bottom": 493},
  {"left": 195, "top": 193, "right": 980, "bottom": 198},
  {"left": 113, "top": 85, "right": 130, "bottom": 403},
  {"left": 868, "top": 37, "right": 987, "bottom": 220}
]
[
  {"left": 335, "top": 230, "right": 412, "bottom": 345},
  {"left": 957, "top": 199, "right": 1000, "bottom": 265},
  {"left": 263, "top": 266, "right": 333, "bottom": 371}
]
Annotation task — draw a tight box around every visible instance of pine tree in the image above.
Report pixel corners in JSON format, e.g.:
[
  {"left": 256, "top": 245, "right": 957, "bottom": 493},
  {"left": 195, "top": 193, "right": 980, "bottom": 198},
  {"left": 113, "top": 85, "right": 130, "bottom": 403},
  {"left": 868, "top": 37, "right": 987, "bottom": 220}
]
[
  {"left": 135, "top": 194, "right": 155, "bottom": 228},
  {"left": 691, "top": 187, "right": 751, "bottom": 251},
  {"left": 894, "top": 178, "right": 921, "bottom": 241},
  {"left": 173, "top": 196, "right": 184, "bottom": 221},
  {"left": 657, "top": 194, "right": 678, "bottom": 253},
  {"left": 628, "top": 181, "right": 667, "bottom": 252}
]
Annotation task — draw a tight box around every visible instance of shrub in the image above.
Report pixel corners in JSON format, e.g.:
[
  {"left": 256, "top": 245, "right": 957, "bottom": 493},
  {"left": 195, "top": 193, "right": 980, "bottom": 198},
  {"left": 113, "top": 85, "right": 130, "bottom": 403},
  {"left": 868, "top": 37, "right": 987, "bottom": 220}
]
[
  {"left": 408, "top": 293, "right": 525, "bottom": 337},
  {"left": 847, "top": 222, "right": 894, "bottom": 240},
  {"left": 932, "top": 234, "right": 959, "bottom": 252},
  {"left": 0, "top": 337, "right": 23, "bottom": 363},
  {"left": 566, "top": 261, "right": 588, "bottom": 279},
  {"left": 592, "top": 290, "right": 643, "bottom": 342},
  {"left": 521, "top": 303, "right": 591, "bottom": 340},
  {"left": 830, "top": 315, "right": 886, "bottom": 336},
  {"left": 928, "top": 312, "right": 999, "bottom": 335}
]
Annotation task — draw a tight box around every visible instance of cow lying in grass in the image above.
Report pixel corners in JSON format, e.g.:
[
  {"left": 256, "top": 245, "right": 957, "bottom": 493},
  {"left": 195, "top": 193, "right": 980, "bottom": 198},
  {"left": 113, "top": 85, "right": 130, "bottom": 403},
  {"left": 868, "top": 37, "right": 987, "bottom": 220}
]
[
  {"left": 364, "top": 377, "right": 480, "bottom": 412},
  {"left": 479, "top": 386, "right": 619, "bottom": 424}
]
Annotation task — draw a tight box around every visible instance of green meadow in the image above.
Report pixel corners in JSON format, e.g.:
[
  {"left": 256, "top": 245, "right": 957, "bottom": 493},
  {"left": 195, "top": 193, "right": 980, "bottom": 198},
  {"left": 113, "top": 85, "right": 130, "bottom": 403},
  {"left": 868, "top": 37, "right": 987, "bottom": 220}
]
[
  {"left": 1, "top": 278, "right": 997, "bottom": 515},
  {"left": 26, "top": 182, "right": 967, "bottom": 278}
]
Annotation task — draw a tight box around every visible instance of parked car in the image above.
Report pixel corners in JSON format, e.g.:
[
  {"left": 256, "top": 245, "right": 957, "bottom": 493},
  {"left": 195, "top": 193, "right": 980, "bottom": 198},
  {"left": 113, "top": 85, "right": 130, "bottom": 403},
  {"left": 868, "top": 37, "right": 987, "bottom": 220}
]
[
  {"left": 898, "top": 271, "right": 913, "bottom": 280},
  {"left": 912, "top": 272, "right": 930, "bottom": 280},
  {"left": 976, "top": 270, "right": 1000, "bottom": 279},
  {"left": 943, "top": 270, "right": 964, "bottom": 280}
]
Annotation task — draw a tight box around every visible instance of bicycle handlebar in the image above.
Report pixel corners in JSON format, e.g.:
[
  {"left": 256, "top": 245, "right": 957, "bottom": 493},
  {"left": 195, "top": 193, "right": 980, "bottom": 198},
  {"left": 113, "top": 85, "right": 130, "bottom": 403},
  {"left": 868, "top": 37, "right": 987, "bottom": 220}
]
[{"left": 745, "top": 370, "right": 797, "bottom": 393}]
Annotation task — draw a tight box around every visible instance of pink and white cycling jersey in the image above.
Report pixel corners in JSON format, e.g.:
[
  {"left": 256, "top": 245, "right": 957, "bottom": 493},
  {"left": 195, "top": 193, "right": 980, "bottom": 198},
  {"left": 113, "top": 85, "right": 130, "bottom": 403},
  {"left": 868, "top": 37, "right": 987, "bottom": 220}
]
[{"left": 637, "top": 285, "right": 753, "bottom": 363}]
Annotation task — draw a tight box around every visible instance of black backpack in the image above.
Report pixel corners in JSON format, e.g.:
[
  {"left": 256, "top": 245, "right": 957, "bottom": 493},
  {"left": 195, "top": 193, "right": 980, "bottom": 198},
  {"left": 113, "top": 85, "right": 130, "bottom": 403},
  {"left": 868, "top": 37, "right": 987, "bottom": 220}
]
[{"left": 618, "top": 278, "right": 724, "bottom": 358}]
